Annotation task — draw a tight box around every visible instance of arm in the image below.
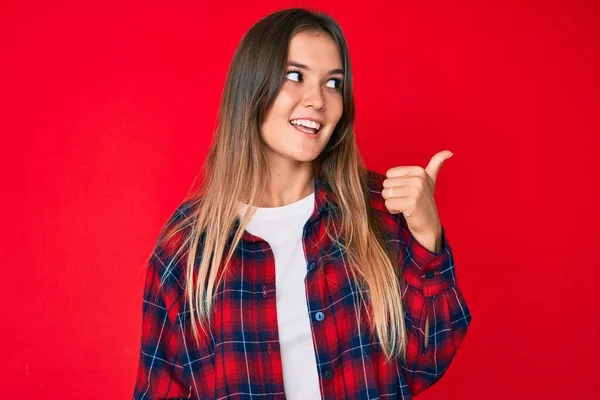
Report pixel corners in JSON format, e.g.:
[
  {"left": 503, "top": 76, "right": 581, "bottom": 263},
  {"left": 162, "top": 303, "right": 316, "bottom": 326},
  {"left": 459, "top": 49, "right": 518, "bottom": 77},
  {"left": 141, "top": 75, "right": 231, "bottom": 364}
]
[
  {"left": 398, "top": 224, "right": 472, "bottom": 396},
  {"left": 132, "top": 246, "right": 192, "bottom": 399}
]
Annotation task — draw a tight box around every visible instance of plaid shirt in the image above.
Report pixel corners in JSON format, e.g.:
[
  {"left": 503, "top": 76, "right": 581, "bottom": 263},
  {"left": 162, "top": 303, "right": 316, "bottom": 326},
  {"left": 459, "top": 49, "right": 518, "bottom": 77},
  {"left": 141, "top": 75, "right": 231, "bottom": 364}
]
[{"left": 133, "top": 170, "right": 472, "bottom": 399}]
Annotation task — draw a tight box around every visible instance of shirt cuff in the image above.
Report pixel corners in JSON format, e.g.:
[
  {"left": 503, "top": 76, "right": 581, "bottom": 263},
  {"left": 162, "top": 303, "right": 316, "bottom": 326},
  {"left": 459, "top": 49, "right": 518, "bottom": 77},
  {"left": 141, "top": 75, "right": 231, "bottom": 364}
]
[{"left": 402, "top": 226, "right": 456, "bottom": 297}]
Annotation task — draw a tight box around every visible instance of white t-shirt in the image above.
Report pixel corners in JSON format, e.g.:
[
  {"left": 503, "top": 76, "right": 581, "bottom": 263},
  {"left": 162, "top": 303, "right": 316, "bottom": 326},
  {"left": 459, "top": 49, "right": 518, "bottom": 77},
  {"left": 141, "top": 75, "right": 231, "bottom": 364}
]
[{"left": 237, "top": 191, "right": 321, "bottom": 400}]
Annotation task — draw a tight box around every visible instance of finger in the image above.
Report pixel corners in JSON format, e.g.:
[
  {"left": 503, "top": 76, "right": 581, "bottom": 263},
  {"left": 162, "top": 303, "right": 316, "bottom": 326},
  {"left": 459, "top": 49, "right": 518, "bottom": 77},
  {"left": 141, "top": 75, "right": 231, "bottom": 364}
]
[
  {"left": 383, "top": 176, "right": 425, "bottom": 190},
  {"left": 381, "top": 186, "right": 416, "bottom": 200},
  {"left": 382, "top": 176, "right": 410, "bottom": 189},
  {"left": 385, "top": 165, "right": 425, "bottom": 179},
  {"left": 425, "top": 150, "right": 453, "bottom": 185},
  {"left": 384, "top": 197, "right": 412, "bottom": 214}
]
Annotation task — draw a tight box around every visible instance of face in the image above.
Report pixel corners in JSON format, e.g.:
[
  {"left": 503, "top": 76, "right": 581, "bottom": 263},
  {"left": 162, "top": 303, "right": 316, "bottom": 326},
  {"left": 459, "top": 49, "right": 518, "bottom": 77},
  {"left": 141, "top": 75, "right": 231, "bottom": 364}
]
[{"left": 259, "top": 30, "right": 344, "bottom": 165}]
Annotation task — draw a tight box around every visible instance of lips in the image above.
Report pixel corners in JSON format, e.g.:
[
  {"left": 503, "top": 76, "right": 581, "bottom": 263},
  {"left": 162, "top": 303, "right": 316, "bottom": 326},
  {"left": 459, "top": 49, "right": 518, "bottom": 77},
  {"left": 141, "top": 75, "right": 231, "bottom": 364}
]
[
  {"left": 290, "top": 121, "right": 320, "bottom": 134},
  {"left": 289, "top": 117, "right": 324, "bottom": 131}
]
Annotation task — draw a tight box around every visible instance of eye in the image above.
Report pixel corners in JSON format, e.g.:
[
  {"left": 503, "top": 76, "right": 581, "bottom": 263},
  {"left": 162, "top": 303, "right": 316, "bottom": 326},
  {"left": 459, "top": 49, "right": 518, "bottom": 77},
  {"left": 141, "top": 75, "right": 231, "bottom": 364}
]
[
  {"left": 326, "top": 78, "right": 343, "bottom": 90},
  {"left": 286, "top": 69, "right": 343, "bottom": 91},
  {"left": 286, "top": 70, "right": 303, "bottom": 82}
]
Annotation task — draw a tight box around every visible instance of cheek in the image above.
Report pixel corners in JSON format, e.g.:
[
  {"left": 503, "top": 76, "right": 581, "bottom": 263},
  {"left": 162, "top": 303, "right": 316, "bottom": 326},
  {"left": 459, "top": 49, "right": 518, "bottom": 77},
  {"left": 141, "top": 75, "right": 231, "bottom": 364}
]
[
  {"left": 327, "top": 95, "right": 344, "bottom": 125},
  {"left": 271, "top": 86, "right": 298, "bottom": 114},
  {"left": 260, "top": 98, "right": 295, "bottom": 145}
]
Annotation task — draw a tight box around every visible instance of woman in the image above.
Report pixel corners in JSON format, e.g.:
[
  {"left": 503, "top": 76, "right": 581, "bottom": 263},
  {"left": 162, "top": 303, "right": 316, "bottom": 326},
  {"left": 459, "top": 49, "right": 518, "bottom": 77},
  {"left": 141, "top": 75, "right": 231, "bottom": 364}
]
[{"left": 133, "top": 7, "right": 471, "bottom": 400}]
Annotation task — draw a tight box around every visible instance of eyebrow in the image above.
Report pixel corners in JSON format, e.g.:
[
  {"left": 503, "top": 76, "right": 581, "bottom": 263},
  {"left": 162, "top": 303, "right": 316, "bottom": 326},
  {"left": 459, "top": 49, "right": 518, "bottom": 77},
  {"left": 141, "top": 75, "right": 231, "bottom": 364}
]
[{"left": 287, "top": 61, "right": 345, "bottom": 76}]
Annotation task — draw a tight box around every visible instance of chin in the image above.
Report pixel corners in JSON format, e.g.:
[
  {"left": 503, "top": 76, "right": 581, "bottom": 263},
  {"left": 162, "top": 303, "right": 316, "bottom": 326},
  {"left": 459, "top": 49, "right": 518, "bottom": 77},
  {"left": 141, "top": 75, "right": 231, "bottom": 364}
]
[{"left": 287, "top": 152, "right": 319, "bottom": 163}]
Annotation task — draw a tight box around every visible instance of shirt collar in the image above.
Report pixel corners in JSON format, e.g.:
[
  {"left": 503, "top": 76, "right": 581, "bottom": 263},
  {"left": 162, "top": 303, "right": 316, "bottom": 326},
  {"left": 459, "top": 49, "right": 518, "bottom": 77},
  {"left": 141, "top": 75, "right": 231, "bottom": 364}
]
[{"left": 230, "top": 177, "right": 338, "bottom": 243}]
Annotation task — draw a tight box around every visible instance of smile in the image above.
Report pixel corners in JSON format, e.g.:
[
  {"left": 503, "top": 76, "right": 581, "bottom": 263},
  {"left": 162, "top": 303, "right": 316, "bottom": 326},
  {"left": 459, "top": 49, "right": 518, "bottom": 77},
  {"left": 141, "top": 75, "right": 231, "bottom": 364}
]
[{"left": 290, "top": 119, "right": 322, "bottom": 134}]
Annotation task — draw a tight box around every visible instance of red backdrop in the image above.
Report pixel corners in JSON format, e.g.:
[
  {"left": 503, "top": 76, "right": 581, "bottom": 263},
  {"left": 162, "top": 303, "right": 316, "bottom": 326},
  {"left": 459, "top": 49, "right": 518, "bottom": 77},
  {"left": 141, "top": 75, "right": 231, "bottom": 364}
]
[{"left": 1, "top": 0, "right": 599, "bottom": 398}]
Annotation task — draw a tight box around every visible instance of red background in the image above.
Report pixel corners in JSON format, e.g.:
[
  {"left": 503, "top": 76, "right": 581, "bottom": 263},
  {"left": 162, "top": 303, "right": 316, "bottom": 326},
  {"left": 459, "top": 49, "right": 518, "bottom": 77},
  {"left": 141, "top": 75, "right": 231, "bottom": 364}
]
[{"left": 1, "top": 0, "right": 599, "bottom": 398}]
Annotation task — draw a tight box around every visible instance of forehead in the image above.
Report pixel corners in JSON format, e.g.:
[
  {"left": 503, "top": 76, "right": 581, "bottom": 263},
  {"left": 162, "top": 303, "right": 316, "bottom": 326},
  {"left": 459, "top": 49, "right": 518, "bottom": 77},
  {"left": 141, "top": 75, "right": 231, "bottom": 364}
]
[{"left": 287, "top": 31, "right": 342, "bottom": 71}]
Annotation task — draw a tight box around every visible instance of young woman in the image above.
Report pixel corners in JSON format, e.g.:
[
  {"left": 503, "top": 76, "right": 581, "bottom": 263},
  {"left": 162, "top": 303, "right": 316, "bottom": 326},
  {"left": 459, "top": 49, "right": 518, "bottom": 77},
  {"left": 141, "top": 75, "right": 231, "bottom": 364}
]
[{"left": 133, "top": 7, "right": 471, "bottom": 400}]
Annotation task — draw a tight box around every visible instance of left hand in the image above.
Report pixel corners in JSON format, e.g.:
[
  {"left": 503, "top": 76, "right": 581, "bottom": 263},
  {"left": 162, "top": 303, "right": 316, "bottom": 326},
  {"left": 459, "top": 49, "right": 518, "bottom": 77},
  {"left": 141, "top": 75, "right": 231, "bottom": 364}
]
[{"left": 381, "top": 150, "right": 453, "bottom": 253}]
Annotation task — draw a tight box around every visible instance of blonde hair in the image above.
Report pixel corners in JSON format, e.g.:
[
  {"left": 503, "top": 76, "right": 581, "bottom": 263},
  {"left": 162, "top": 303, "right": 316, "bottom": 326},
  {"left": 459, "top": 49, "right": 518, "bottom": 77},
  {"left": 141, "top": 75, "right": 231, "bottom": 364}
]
[{"left": 156, "top": 8, "right": 408, "bottom": 362}]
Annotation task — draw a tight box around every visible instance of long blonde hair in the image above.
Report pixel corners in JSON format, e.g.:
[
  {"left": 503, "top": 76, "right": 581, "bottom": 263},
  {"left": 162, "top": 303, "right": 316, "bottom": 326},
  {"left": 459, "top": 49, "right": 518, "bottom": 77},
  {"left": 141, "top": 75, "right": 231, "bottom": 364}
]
[{"left": 156, "top": 8, "right": 407, "bottom": 362}]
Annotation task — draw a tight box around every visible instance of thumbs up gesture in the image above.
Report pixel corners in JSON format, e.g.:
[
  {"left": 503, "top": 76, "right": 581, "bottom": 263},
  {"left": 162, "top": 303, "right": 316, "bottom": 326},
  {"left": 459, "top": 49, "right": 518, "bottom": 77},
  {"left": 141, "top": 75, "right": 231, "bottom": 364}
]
[{"left": 381, "top": 150, "right": 453, "bottom": 253}]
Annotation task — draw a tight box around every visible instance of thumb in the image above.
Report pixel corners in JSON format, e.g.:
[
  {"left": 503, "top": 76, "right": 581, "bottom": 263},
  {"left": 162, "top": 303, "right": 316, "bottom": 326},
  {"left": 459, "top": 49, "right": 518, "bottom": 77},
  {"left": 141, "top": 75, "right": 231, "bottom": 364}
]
[{"left": 425, "top": 150, "right": 454, "bottom": 185}]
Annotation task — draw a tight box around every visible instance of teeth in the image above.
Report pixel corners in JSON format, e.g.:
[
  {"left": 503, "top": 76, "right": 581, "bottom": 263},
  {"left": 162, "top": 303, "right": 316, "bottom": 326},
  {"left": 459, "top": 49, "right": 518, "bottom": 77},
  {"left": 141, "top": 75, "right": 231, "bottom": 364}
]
[{"left": 290, "top": 119, "right": 321, "bottom": 131}]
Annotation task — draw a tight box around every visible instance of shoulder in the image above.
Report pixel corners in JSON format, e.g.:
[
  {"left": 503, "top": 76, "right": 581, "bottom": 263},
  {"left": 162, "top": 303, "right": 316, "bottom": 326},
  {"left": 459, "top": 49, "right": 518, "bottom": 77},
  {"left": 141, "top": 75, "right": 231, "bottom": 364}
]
[
  {"left": 364, "top": 168, "right": 408, "bottom": 234},
  {"left": 365, "top": 169, "right": 388, "bottom": 212},
  {"left": 163, "top": 199, "right": 197, "bottom": 234},
  {"left": 149, "top": 198, "right": 199, "bottom": 295},
  {"left": 155, "top": 199, "right": 197, "bottom": 255},
  {"left": 366, "top": 168, "right": 386, "bottom": 188}
]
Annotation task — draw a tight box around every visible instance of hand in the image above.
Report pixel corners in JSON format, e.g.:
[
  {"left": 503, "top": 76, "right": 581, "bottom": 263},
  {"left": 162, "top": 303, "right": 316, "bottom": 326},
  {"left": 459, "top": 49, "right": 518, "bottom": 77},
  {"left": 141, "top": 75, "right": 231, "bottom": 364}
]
[{"left": 381, "top": 150, "right": 453, "bottom": 253}]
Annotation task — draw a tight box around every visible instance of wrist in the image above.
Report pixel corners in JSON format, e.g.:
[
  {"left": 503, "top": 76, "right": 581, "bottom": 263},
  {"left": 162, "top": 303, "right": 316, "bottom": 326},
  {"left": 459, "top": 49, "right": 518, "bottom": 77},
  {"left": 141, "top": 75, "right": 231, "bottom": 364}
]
[{"left": 413, "top": 227, "right": 443, "bottom": 254}]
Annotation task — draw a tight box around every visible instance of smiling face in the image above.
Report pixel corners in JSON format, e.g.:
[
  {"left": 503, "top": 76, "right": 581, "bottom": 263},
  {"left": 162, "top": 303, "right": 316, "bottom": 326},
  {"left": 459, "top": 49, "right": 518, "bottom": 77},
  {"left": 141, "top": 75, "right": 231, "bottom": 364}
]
[{"left": 259, "top": 30, "right": 344, "bottom": 165}]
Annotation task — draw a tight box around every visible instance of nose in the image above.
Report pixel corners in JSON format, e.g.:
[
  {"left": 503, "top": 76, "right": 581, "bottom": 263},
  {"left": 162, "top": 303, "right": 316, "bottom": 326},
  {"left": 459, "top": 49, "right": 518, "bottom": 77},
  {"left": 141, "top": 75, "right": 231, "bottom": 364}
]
[{"left": 302, "top": 83, "right": 325, "bottom": 111}]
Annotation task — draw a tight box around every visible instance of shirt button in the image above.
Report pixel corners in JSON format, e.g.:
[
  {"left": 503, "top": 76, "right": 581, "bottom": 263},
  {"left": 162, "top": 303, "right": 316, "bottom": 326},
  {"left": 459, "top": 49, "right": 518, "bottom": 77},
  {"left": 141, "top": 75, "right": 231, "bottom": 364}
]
[
  {"left": 324, "top": 370, "right": 334, "bottom": 379},
  {"left": 308, "top": 261, "right": 316, "bottom": 271},
  {"left": 315, "top": 311, "right": 325, "bottom": 321},
  {"left": 424, "top": 270, "right": 436, "bottom": 279}
]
